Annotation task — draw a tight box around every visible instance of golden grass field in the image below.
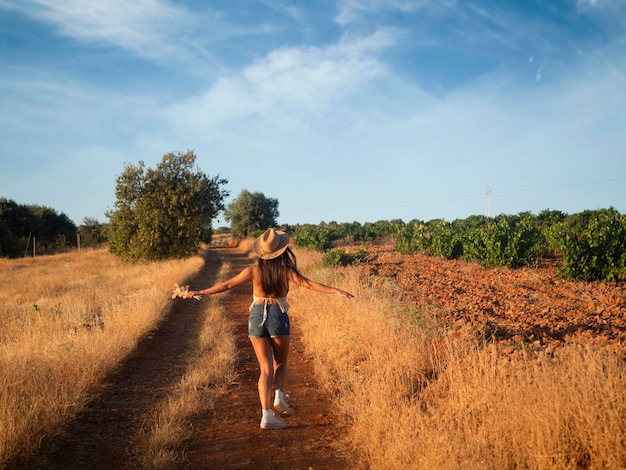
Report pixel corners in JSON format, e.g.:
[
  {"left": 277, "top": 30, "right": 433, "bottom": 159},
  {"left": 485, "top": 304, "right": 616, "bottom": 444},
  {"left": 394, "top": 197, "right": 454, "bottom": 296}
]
[
  {"left": 0, "top": 247, "right": 236, "bottom": 468},
  {"left": 290, "top": 249, "right": 626, "bottom": 469},
  {"left": 1, "top": 243, "right": 625, "bottom": 469}
]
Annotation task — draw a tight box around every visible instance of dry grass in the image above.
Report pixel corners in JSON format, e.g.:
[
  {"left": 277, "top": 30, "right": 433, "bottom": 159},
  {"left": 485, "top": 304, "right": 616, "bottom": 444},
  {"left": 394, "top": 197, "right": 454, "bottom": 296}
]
[
  {"left": 290, "top": 248, "right": 626, "bottom": 469},
  {"left": 5, "top": 243, "right": 624, "bottom": 468},
  {"left": 0, "top": 248, "right": 204, "bottom": 468},
  {"left": 132, "top": 260, "right": 238, "bottom": 469}
]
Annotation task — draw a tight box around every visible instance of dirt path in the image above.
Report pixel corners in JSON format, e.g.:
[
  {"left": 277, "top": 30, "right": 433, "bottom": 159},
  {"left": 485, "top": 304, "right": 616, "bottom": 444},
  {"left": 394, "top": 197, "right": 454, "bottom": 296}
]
[
  {"left": 184, "top": 248, "right": 349, "bottom": 469},
  {"left": 36, "top": 247, "right": 349, "bottom": 469}
]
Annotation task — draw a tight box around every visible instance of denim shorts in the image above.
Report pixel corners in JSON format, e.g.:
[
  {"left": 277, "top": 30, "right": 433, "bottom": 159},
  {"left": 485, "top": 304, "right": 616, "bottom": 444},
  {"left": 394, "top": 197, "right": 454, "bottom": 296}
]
[{"left": 248, "top": 304, "right": 290, "bottom": 338}]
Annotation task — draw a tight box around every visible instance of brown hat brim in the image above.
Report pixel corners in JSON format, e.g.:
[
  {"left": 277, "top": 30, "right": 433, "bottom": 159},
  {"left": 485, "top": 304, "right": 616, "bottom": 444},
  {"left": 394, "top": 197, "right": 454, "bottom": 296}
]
[{"left": 253, "top": 230, "right": 290, "bottom": 259}]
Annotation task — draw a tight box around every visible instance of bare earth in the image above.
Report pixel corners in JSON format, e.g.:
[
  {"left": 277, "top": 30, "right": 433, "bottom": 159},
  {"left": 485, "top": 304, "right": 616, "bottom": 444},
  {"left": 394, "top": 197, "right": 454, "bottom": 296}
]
[
  {"left": 363, "top": 244, "right": 626, "bottom": 356},
  {"left": 34, "top": 243, "right": 625, "bottom": 469}
]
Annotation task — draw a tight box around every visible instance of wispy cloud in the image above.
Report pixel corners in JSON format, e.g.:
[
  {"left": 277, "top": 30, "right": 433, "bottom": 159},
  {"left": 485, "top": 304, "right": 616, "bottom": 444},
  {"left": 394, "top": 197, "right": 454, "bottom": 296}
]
[
  {"left": 335, "top": 0, "right": 453, "bottom": 25},
  {"left": 165, "top": 29, "right": 400, "bottom": 133},
  {"left": 576, "top": 0, "right": 626, "bottom": 32},
  {"left": 2, "top": 0, "right": 196, "bottom": 60},
  {"left": 0, "top": 67, "right": 159, "bottom": 171},
  {"left": 256, "top": 0, "right": 302, "bottom": 20}
]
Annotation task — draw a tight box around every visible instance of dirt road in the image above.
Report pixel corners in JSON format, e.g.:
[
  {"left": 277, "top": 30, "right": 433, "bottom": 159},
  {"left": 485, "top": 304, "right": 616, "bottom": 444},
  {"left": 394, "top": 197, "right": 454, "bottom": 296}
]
[{"left": 37, "top": 247, "right": 349, "bottom": 469}]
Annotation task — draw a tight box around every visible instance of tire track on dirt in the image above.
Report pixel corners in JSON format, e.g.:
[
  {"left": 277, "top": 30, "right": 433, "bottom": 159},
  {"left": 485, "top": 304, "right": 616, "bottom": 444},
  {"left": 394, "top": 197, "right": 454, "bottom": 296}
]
[
  {"left": 35, "top": 250, "right": 223, "bottom": 470},
  {"left": 184, "top": 247, "right": 351, "bottom": 469}
]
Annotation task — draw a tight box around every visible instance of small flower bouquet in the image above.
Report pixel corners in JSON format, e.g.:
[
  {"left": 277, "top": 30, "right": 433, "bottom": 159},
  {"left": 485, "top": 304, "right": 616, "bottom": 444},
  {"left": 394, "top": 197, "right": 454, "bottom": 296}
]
[{"left": 172, "top": 284, "right": 202, "bottom": 301}]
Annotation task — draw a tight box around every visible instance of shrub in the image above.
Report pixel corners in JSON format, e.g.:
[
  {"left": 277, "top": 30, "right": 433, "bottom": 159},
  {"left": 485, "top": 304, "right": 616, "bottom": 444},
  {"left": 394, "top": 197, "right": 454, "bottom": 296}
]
[
  {"left": 394, "top": 222, "right": 428, "bottom": 255},
  {"left": 322, "top": 247, "right": 371, "bottom": 267},
  {"left": 481, "top": 214, "right": 545, "bottom": 268},
  {"left": 293, "top": 225, "right": 334, "bottom": 252},
  {"left": 560, "top": 208, "right": 626, "bottom": 281}
]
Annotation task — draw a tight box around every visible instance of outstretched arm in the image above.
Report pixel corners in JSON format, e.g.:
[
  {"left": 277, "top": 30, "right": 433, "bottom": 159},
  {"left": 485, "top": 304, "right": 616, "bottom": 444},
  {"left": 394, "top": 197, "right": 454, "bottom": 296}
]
[
  {"left": 186, "top": 266, "right": 253, "bottom": 298},
  {"left": 289, "top": 270, "right": 354, "bottom": 298}
]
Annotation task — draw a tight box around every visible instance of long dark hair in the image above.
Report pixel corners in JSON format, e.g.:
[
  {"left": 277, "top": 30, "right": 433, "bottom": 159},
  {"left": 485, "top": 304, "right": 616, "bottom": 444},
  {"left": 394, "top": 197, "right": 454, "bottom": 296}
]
[{"left": 258, "top": 247, "right": 302, "bottom": 297}]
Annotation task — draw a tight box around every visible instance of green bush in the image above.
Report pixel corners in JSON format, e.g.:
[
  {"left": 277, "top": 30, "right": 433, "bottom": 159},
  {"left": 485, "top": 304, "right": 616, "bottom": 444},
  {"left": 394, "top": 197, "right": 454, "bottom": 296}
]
[
  {"left": 293, "top": 225, "right": 334, "bottom": 251},
  {"left": 394, "top": 222, "right": 428, "bottom": 255},
  {"left": 459, "top": 226, "right": 488, "bottom": 263},
  {"left": 480, "top": 214, "right": 544, "bottom": 268},
  {"left": 559, "top": 208, "right": 626, "bottom": 281},
  {"left": 321, "top": 247, "right": 371, "bottom": 267},
  {"left": 393, "top": 213, "right": 546, "bottom": 267},
  {"left": 427, "top": 219, "right": 459, "bottom": 258}
]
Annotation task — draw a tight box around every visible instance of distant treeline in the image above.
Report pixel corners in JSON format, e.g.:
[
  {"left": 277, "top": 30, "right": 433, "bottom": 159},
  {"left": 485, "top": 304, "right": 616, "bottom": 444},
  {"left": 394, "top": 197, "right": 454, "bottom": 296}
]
[
  {"left": 3, "top": 196, "right": 624, "bottom": 282},
  {"left": 0, "top": 198, "right": 107, "bottom": 258},
  {"left": 287, "top": 208, "right": 626, "bottom": 282}
]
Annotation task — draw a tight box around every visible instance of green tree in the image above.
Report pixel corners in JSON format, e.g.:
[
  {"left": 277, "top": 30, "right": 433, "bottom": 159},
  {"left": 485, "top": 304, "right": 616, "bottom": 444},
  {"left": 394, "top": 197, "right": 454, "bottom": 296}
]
[
  {"left": 28, "top": 205, "right": 76, "bottom": 251},
  {"left": 0, "top": 198, "right": 76, "bottom": 257},
  {"left": 293, "top": 224, "right": 333, "bottom": 251},
  {"left": 77, "top": 217, "right": 108, "bottom": 248},
  {"left": 223, "top": 189, "right": 279, "bottom": 240},
  {"left": 106, "top": 151, "right": 229, "bottom": 261},
  {"left": 0, "top": 198, "right": 24, "bottom": 257}
]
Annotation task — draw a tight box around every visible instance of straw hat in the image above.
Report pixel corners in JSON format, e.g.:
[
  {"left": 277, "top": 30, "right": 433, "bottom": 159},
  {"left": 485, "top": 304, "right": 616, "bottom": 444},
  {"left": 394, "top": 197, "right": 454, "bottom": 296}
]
[{"left": 253, "top": 228, "right": 290, "bottom": 260}]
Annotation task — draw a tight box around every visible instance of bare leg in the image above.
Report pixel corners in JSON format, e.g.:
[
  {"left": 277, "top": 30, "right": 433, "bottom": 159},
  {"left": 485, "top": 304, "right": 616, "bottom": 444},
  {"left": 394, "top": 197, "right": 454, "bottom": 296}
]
[
  {"left": 250, "top": 337, "right": 274, "bottom": 409},
  {"left": 270, "top": 336, "right": 290, "bottom": 393}
]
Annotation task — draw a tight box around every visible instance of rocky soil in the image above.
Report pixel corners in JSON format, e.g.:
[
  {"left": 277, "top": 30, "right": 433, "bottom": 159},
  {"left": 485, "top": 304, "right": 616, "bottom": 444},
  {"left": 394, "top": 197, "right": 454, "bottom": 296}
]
[{"left": 362, "top": 244, "right": 626, "bottom": 356}]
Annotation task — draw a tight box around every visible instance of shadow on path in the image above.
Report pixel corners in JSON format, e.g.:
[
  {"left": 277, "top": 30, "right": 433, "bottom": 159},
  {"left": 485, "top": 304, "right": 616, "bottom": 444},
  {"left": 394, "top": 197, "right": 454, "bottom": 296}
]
[{"left": 35, "top": 249, "right": 224, "bottom": 470}]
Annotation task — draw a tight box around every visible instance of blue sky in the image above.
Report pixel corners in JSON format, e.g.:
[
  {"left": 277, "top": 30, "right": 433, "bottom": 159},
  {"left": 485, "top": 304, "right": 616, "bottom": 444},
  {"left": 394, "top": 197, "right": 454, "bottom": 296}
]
[{"left": 1, "top": 0, "right": 624, "bottom": 227}]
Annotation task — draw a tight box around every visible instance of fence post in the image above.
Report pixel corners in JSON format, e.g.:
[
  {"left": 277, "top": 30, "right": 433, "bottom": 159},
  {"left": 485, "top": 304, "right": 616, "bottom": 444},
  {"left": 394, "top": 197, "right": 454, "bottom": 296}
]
[{"left": 24, "top": 232, "right": 32, "bottom": 258}]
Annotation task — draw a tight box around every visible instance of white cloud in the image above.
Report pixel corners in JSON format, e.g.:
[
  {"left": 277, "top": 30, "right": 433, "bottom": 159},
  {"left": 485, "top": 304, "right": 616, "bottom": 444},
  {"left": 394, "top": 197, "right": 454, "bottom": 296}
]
[
  {"left": 0, "top": 0, "right": 199, "bottom": 61},
  {"left": 164, "top": 30, "right": 400, "bottom": 135},
  {"left": 536, "top": 65, "right": 543, "bottom": 81},
  {"left": 335, "top": 0, "right": 453, "bottom": 25},
  {"left": 577, "top": 0, "right": 598, "bottom": 9},
  {"left": 256, "top": 0, "right": 302, "bottom": 20},
  {"left": 575, "top": 0, "right": 626, "bottom": 30}
]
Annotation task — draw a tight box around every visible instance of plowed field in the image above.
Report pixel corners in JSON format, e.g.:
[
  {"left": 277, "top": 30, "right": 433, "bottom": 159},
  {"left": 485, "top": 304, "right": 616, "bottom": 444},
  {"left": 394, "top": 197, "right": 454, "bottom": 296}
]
[{"left": 363, "top": 244, "right": 626, "bottom": 356}]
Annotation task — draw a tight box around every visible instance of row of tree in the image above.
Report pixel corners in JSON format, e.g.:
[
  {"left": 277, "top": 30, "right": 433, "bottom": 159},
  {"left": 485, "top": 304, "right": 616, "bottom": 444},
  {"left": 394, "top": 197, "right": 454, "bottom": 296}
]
[
  {"left": 1, "top": 151, "right": 279, "bottom": 260},
  {"left": 105, "top": 151, "right": 280, "bottom": 261},
  {"left": 0, "top": 199, "right": 112, "bottom": 258},
  {"left": 3, "top": 151, "right": 624, "bottom": 282},
  {"left": 0, "top": 198, "right": 77, "bottom": 257}
]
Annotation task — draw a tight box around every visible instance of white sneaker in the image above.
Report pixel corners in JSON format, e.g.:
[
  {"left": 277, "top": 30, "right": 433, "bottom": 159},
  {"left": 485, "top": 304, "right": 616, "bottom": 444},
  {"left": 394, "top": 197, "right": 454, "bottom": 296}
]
[
  {"left": 260, "top": 412, "right": 287, "bottom": 429},
  {"left": 274, "top": 390, "right": 293, "bottom": 417}
]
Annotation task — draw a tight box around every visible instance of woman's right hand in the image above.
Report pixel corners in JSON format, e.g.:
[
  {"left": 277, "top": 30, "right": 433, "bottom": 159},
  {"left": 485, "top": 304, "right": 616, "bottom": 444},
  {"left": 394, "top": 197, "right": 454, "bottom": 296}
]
[
  {"left": 185, "top": 290, "right": 202, "bottom": 300},
  {"left": 336, "top": 288, "right": 354, "bottom": 299}
]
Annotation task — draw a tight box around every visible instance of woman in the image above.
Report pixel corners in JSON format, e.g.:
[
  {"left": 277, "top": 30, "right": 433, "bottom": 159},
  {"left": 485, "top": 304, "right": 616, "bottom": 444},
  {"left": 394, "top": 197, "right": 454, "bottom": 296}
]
[{"left": 185, "top": 228, "right": 354, "bottom": 429}]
